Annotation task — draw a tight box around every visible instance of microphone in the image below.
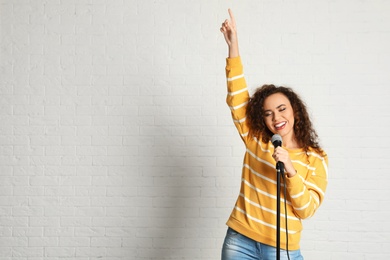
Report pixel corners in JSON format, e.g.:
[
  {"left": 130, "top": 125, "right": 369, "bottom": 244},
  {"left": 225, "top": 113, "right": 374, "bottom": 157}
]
[{"left": 271, "top": 134, "right": 284, "bottom": 173}]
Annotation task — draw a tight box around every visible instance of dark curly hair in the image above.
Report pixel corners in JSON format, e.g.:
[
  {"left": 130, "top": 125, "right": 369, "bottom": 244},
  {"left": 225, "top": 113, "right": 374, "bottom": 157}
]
[{"left": 246, "top": 84, "right": 324, "bottom": 156}]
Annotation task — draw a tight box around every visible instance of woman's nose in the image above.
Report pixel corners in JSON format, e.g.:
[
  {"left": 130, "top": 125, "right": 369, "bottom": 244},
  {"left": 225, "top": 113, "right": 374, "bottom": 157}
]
[{"left": 272, "top": 112, "right": 280, "bottom": 121}]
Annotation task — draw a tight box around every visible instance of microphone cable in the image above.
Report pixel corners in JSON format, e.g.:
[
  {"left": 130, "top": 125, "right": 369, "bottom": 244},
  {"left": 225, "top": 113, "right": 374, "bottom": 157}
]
[{"left": 282, "top": 173, "right": 291, "bottom": 260}]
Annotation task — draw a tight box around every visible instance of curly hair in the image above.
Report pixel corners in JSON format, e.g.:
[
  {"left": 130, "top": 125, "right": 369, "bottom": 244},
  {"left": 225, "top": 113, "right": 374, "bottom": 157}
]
[{"left": 246, "top": 84, "right": 324, "bottom": 156}]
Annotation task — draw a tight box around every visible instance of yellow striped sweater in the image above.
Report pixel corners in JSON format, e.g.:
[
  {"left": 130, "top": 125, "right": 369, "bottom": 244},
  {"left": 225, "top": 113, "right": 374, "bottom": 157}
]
[{"left": 225, "top": 56, "right": 328, "bottom": 250}]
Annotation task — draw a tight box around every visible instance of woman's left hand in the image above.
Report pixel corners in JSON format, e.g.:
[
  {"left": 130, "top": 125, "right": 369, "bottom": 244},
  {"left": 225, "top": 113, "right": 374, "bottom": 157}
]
[{"left": 273, "top": 147, "right": 297, "bottom": 177}]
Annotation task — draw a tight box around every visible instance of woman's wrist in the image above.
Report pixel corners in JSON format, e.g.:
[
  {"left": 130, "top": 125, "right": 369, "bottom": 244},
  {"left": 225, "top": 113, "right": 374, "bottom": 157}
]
[
  {"left": 229, "top": 47, "right": 239, "bottom": 58},
  {"left": 286, "top": 169, "right": 297, "bottom": 178},
  {"left": 228, "top": 38, "right": 239, "bottom": 58}
]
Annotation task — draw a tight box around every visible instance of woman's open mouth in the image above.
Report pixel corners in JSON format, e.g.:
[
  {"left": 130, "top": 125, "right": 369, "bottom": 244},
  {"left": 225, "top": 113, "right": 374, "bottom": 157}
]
[{"left": 274, "top": 121, "right": 286, "bottom": 131}]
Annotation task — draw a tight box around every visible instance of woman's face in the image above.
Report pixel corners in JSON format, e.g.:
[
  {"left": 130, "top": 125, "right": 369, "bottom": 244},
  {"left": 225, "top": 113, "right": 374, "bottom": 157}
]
[{"left": 263, "top": 93, "right": 295, "bottom": 139}]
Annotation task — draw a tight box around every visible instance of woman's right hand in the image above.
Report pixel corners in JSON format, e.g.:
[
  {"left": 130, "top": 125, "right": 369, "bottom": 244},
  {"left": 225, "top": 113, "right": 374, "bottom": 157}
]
[{"left": 220, "top": 9, "right": 239, "bottom": 58}]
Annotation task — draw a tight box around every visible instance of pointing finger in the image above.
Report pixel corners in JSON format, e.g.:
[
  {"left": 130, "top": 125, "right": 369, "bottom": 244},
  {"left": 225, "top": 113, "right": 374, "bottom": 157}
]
[{"left": 228, "top": 8, "right": 236, "bottom": 25}]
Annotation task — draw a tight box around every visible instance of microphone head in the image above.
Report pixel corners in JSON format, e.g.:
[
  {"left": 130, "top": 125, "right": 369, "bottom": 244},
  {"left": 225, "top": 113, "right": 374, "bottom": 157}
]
[{"left": 271, "top": 134, "right": 282, "bottom": 147}]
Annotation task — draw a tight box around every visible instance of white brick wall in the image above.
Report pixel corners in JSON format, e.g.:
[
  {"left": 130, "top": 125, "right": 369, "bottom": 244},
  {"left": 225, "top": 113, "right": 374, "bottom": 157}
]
[{"left": 1, "top": 0, "right": 390, "bottom": 259}]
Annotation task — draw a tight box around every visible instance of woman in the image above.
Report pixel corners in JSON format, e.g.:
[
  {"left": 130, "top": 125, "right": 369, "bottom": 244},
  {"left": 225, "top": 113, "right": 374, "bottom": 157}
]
[{"left": 220, "top": 9, "right": 328, "bottom": 260}]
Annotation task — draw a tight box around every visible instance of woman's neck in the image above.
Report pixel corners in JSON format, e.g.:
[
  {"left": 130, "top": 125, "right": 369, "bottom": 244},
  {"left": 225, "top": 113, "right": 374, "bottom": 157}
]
[{"left": 282, "top": 134, "right": 301, "bottom": 150}]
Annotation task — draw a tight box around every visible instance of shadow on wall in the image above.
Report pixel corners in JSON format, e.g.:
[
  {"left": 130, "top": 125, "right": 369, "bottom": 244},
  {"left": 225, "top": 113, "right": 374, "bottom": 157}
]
[{"left": 135, "top": 123, "right": 216, "bottom": 259}]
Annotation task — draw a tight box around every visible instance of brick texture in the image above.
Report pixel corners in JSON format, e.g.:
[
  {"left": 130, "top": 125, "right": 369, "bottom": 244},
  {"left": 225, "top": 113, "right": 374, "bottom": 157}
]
[{"left": 1, "top": 0, "right": 390, "bottom": 259}]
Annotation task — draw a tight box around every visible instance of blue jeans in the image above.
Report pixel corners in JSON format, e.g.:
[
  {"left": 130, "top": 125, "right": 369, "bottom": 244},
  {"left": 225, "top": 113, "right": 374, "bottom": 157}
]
[{"left": 221, "top": 228, "right": 304, "bottom": 260}]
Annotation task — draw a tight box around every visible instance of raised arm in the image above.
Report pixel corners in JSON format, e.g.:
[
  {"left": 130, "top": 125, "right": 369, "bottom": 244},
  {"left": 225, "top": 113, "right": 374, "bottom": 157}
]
[
  {"left": 220, "top": 9, "right": 250, "bottom": 143},
  {"left": 220, "top": 9, "right": 240, "bottom": 58}
]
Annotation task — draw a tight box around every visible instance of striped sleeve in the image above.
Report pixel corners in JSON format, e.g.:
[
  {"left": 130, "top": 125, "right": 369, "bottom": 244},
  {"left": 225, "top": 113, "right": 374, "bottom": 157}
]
[
  {"left": 225, "top": 57, "right": 250, "bottom": 143},
  {"left": 286, "top": 152, "right": 328, "bottom": 219}
]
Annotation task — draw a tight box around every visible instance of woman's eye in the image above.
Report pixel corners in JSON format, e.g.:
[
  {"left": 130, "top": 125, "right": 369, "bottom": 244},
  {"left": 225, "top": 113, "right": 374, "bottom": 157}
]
[
  {"left": 279, "top": 107, "right": 286, "bottom": 112},
  {"left": 263, "top": 112, "right": 272, "bottom": 117}
]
